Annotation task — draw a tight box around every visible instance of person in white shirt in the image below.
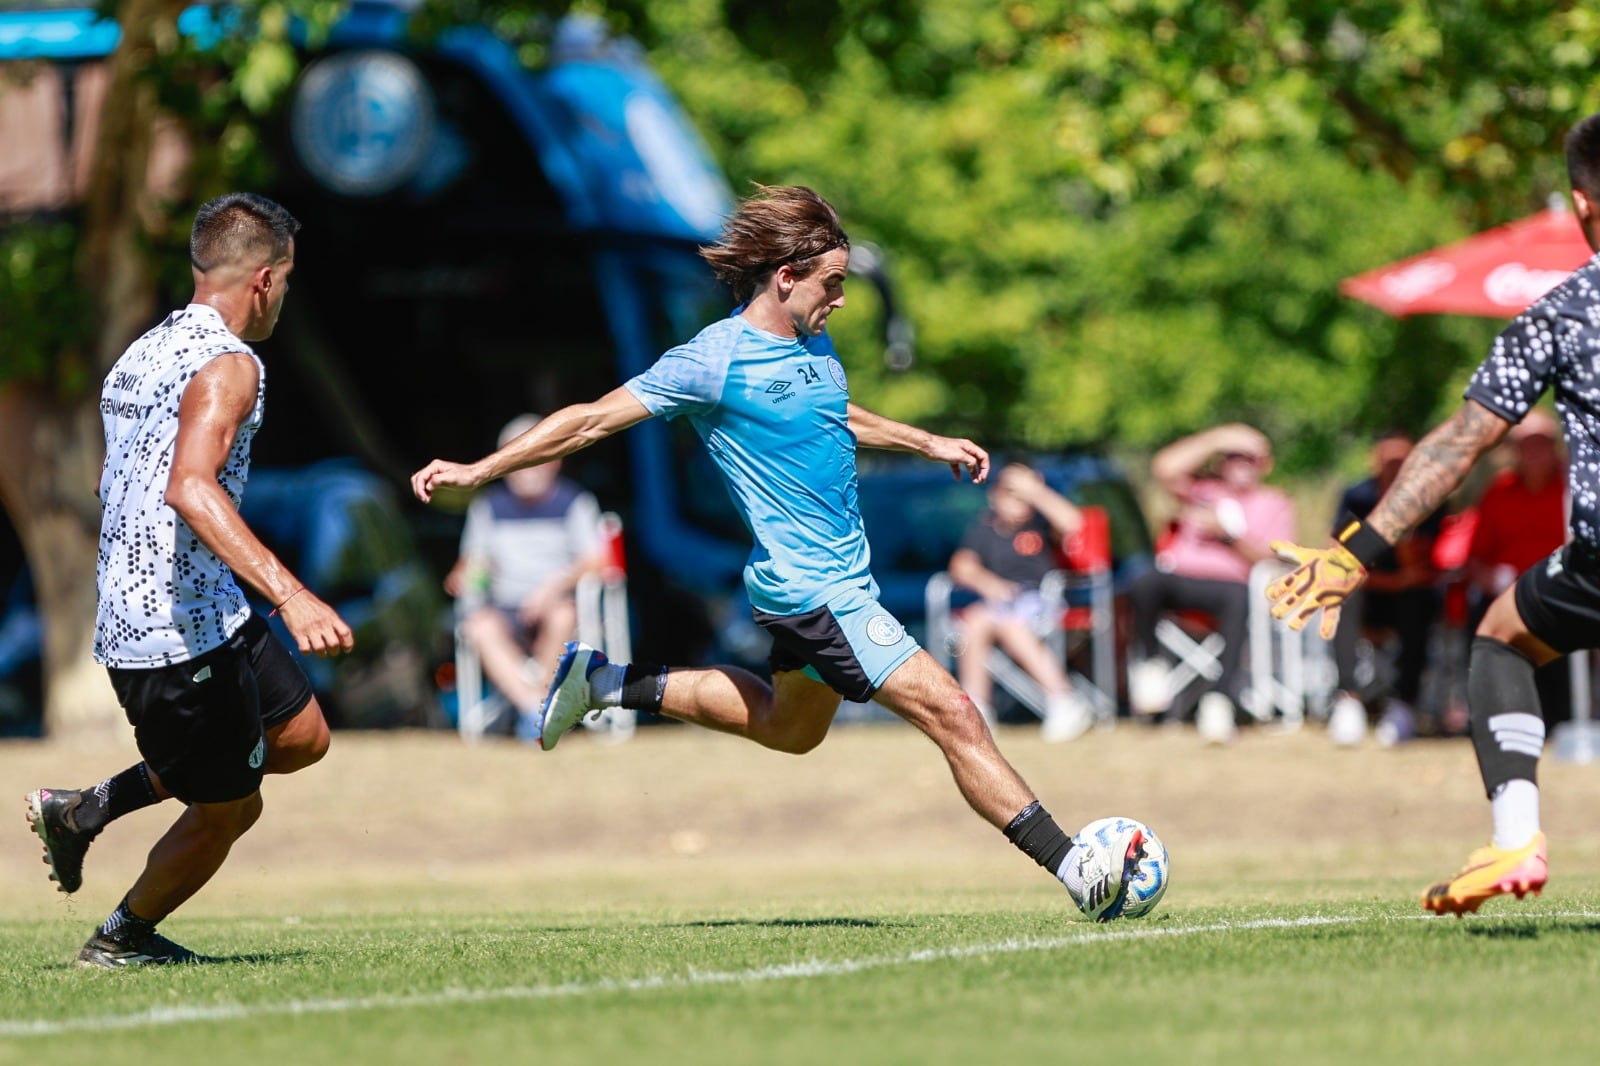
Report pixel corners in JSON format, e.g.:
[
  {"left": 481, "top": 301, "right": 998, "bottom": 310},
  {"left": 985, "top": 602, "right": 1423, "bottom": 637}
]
[{"left": 26, "top": 192, "right": 353, "bottom": 968}]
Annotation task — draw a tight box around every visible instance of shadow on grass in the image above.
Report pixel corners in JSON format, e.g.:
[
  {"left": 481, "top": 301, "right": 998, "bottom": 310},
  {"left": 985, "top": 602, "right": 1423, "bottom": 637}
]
[
  {"left": 192, "top": 950, "right": 309, "bottom": 966},
  {"left": 677, "top": 917, "right": 894, "bottom": 930},
  {"left": 42, "top": 949, "right": 310, "bottom": 971},
  {"left": 1464, "top": 919, "right": 1600, "bottom": 940}
]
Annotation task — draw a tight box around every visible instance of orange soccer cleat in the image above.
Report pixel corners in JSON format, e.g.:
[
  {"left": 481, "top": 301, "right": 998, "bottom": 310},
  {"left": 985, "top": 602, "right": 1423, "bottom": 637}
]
[{"left": 1420, "top": 832, "right": 1547, "bottom": 917}]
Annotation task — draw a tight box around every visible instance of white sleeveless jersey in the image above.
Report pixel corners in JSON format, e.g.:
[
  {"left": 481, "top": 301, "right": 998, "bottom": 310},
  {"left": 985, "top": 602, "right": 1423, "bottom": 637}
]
[{"left": 93, "top": 304, "right": 265, "bottom": 667}]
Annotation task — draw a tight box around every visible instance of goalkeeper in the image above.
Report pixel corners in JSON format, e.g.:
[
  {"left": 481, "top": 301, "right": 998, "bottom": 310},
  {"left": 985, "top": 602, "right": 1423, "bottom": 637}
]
[{"left": 1266, "top": 111, "right": 1600, "bottom": 916}]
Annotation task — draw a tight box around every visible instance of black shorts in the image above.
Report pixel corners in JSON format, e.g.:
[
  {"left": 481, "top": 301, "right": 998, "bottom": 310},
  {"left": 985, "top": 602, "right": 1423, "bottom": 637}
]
[
  {"left": 758, "top": 603, "right": 874, "bottom": 702},
  {"left": 754, "top": 587, "right": 919, "bottom": 703},
  {"left": 1514, "top": 544, "right": 1600, "bottom": 654},
  {"left": 106, "top": 613, "right": 315, "bottom": 803}
]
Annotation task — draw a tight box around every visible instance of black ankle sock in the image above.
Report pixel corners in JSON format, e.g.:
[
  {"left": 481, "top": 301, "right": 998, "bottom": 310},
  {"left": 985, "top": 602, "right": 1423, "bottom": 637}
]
[
  {"left": 78, "top": 764, "right": 160, "bottom": 833},
  {"left": 1004, "top": 801, "right": 1075, "bottom": 874},
  {"left": 620, "top": 665, "right": 668, "bottom": 712},
  {"left": 98, "top": 896, "right": 157, "bottom": 943}
]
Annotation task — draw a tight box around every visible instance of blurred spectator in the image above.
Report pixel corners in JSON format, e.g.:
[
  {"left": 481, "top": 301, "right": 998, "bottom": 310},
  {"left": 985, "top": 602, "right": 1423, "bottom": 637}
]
[
  {"left": 947, "top": 463, "right": 1094, "bottom": 742},
  {"left": 1127, "top": 424, "right": 1295, "bottom": 741},
  {"left": 1465, "top": 406, "right": 1571, "bottom": 723},
  {"left": 1326, "top": 429, "right": 1445, "bottom": 747},
  {"left": 446, "top": 414, "right": 609, "bottom": 738}
]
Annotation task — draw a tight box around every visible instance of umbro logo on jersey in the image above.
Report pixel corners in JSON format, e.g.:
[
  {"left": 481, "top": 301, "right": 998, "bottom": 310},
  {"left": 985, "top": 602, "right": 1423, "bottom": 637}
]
[
  {"left": 767, "top": 380, "right": 799, "bottom": 405},
  {"left": 766, "top": 380, "right": 792, "bottom": 394}
]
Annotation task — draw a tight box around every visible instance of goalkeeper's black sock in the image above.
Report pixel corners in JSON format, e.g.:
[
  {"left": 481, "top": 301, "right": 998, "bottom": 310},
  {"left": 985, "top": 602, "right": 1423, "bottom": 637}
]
[
  {"left": 77, "top": 764, "right": 161, "bottom": 833},
  {"left": 1004, "top": 801, "right": 1077, "bottom": 882}
]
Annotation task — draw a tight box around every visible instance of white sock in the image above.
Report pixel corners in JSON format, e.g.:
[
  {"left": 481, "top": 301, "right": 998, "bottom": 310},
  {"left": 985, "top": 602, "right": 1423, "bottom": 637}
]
[
  {"left": 588, "top": 662, "right": 626, "bottom": 707},
  {"left": 1056, "top": 849, "right": 1086, "bottom": 897},
  {"left": 1491, "top": 779, "right": 1541, "bottom": 850}
]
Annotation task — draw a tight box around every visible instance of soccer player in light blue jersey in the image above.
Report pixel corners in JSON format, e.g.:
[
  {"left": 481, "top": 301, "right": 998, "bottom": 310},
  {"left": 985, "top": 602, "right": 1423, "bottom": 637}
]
[{"left": 411, "top": 186, "right": 1144, "bottom": 919}]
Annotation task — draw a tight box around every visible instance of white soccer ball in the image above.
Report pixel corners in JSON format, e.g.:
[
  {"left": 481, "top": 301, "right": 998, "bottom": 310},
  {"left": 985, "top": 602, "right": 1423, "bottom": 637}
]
[{"left": 1074, "top": 815, "right": 1169, "bottom": 920}]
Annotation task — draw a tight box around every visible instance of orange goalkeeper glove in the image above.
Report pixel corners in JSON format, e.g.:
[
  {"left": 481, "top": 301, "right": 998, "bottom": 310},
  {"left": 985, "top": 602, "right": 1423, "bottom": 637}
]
[{"left": 1265, "top": 513, "right": 1391, "bottom": 639}]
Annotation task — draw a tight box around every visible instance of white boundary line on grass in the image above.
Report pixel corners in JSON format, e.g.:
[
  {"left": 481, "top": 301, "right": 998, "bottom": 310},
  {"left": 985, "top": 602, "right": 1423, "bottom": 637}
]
[{"left": 4, "top": 910, "right": 1596, "bottom": 1038}]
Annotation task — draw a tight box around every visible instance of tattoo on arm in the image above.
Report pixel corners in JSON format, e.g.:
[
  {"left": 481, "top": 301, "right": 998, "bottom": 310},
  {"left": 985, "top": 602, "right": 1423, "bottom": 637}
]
[{"left": 1368, "top": 402, "right": 1510, "bottom": 543}]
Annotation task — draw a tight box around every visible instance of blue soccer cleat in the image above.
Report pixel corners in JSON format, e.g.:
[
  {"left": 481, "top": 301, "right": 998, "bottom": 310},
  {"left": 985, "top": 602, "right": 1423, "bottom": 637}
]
[{"left": 538, "top": 642, "right": 607, "bottom": 751}]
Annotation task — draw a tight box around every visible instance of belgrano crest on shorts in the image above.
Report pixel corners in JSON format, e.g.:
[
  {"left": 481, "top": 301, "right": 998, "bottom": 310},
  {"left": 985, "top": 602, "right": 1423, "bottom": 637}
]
[{"left": 94, "top": 305, "right": 266, "bottom": 668}]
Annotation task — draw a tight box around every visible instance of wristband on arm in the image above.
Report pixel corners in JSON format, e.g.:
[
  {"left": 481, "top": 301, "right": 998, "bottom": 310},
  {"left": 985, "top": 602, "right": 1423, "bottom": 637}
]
[{"left": 1334, "top": 512, "right": 1391, "bottom": 569}]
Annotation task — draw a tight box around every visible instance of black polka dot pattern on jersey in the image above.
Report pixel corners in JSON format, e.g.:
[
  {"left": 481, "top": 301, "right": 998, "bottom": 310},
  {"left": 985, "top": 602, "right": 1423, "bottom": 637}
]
[
  {"left": 1464, "top": 257, "right": 1600, "bottom": 550},
  {"left": 93, "top": 305, "right": 265, "bottom": 667}
]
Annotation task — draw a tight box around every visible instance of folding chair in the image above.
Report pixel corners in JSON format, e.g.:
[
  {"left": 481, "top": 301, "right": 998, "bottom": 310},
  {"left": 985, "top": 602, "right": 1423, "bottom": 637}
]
[
  {"left": 1054, "top": 505, "right": 1118, "bottom": 721},
  {"left": 1141, "top": 560, "right": 1328, "bottom": 727},
  {"left": 1244, "top": 559, "right": 1331, "bottom": 727},
  {"left": 457, "top": 511, "right": 634, "bottom": 742},
  {"left": 1136, "top": 524, "right": 1230, "bottom": 719},
  {"left": 1151, "top": 614, "right": 1227, "bottom": 714},
  {"left": 926, "top": 505, "right": 1118, "bottom": 726}
]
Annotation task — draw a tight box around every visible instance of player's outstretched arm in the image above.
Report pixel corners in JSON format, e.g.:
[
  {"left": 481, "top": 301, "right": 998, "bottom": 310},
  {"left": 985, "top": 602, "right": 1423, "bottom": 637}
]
[
  {"left": 846, "top": 402, "right": 990, "bottom": 483},
  {"left": 1265, "top": 400, "right": 1511, "bottom": 638},
  {"left": 166, "top": 354, "right": 354, "bottom": 656},
  {"left": 411, "top": 388, "right": 653, "bottom": 504}
]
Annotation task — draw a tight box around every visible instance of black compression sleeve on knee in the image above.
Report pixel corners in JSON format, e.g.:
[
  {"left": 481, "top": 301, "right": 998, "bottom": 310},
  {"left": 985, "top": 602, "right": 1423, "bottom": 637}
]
[
  {"left": 620, "top": 665, "right": 668, "bottom": 713},
  {"left": 1467, "top": 637, "right": 1546, "bottom": 799},
  {"left": 1004, "top": 801, "right": 1075, "bottom": 874}
]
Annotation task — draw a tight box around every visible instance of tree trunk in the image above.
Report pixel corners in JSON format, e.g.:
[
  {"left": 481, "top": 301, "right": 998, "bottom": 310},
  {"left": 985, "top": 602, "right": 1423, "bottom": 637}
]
[
  {"left": 0, "top": 0, "right": 189, "bottom": 737},
  {"left": 0, "top": 386, "right": 118, "bottom": 735},
  {"left": 78, "top": 0, "right": 187, "bottom": 370}
]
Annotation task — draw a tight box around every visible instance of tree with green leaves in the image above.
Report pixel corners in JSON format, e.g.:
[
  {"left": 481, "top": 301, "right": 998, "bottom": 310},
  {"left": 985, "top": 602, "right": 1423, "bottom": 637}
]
[
  {"left": 617, "top": 0, "right": 1599, "bottom": 471},
  {"left": 5, "top": 0, "right": 1598, "bottom": 735}
]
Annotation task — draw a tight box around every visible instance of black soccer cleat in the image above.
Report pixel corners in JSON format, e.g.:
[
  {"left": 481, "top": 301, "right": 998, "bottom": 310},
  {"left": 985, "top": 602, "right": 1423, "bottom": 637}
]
[
  {"left": 25, "top": 788, "right": 99, "bottom": 894},
  {"left": 76, "top": 930, "right": 207, "bottom": 969}
]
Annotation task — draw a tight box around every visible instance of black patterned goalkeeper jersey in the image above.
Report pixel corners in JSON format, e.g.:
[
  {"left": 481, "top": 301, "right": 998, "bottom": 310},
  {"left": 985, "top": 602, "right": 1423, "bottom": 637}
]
[{"left": 1464, "top": 250, "right": 1600, "bottom": 553}]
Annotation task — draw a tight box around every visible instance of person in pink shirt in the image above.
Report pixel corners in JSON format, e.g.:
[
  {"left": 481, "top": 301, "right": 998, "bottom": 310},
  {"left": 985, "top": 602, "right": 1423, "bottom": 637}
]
[{"left": 1127, "top": 424, "right": 1296, "bottom": 732}]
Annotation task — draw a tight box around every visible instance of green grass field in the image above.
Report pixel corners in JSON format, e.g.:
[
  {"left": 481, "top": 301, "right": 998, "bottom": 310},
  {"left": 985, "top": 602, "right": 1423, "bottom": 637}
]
[{"left": 3, "top": 725, "right": 1599, "bottom": 1064}]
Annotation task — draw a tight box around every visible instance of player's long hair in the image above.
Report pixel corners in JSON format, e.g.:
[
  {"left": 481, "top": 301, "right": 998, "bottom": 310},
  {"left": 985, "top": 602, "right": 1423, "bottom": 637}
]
[
  {"left": 191, "top": 192, "right": 300, "bottom": 273},
  {"left": 700, "top": 185, "right": 849, "bottom": 304}
]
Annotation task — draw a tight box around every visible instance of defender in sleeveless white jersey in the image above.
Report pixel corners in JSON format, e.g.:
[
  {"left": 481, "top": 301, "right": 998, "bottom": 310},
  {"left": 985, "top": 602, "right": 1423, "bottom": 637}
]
[
  {"left": 94, "top": 305, "right": 265, "bottom": 667},
  {"left": 25, "top": 192, "right": 353, "bottom": 970}
]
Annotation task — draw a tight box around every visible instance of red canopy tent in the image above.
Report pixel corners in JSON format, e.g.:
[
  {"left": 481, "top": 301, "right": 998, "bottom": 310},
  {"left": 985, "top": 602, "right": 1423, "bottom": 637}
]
[{"left": 1339, "top": 206, "right": 1595, "bottom": 318}]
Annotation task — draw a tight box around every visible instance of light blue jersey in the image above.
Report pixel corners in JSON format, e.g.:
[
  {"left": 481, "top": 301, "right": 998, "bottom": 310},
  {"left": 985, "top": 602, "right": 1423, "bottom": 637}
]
[{"left": 624, "top": 313, "right": 871, "bottom": 616}]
